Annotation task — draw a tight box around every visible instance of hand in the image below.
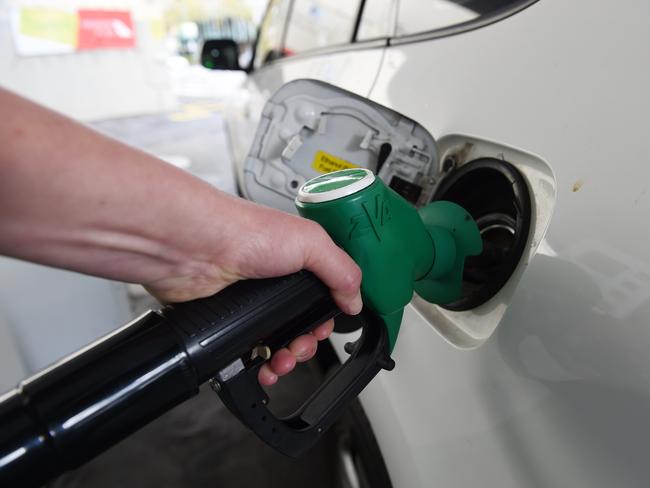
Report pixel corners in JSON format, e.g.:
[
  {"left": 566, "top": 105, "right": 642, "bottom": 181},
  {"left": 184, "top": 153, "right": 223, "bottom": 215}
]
[{"left": 144, "top": 195, "right": 362, "bottom": 386}]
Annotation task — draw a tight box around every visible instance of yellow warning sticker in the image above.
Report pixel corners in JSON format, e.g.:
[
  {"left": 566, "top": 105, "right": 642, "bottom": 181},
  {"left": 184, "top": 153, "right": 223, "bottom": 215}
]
[{"left": 311, "top": 150, "right": 358, "bottom": 174}]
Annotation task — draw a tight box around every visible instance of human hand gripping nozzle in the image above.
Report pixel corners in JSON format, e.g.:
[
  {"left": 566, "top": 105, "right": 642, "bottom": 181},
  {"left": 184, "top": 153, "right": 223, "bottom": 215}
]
[
  {"left": 0, "top": 169, "right": 481, "bottom": 487},
  {"left": 295, "top": 168, "right": 483, "bottom": 350}
]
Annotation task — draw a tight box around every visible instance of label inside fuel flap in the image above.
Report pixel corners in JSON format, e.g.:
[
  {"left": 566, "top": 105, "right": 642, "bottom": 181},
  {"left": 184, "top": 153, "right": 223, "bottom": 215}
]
[{"left": 311, "top": 150, "right": 358, "bottom": 173}]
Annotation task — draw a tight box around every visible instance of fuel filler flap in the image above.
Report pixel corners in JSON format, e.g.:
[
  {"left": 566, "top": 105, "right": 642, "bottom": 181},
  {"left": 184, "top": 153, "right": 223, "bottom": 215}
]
[{"left": 242, "top": 79, "right": 439, "bottom": 213}]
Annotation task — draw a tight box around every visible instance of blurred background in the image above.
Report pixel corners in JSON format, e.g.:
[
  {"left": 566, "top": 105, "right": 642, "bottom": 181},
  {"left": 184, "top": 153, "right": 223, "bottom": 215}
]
[{"left": 0, "top": 0, "right": 263, "bottom": 119}]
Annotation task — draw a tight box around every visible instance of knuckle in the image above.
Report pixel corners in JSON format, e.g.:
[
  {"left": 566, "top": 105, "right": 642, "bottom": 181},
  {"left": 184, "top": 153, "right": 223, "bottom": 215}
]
[
  {"left": 304, "top": 221, "right": 329, "bottom": 244},
  {"left": 313, "top": 225, "right": 331, "bottom": 246},
  {"left": 300, "top": 217, "right": 320, "bottom": 233},
  {"left": 301, "top": 223, "right": 332, "bottom": 260},
  {"left": 338, "top": 265, "right": 361, "bottom": 294}
]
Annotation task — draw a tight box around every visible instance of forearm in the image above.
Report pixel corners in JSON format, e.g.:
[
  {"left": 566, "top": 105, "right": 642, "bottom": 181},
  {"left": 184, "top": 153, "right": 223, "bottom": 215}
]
[
  {"left": 0, "top": 87, "right": 362, "bottom": 384},
  {"left": 0, "top": 87, "right": 236, "bottom": 294}
]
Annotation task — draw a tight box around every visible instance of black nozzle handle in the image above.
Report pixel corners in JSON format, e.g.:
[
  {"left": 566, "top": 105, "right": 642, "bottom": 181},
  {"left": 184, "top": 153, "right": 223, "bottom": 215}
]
[
  {"left": 0, "top": 270, "right": 384, "bottom": 486},
  {"left": 163, "top": 270, "right": 394, "bottom": 456},
  {"left": 215, "top": 308, "right": 393, "bottom": 457}
]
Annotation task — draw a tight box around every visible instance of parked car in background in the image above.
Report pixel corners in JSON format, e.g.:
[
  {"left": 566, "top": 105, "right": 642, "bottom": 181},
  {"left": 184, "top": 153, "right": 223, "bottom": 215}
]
[{"left": 202, "top": 0, "right": 650, "bottom": 486}]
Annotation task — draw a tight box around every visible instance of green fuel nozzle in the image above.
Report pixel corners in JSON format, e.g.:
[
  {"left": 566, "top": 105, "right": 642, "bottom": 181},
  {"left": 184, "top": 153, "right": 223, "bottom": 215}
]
[{"left": 295, "top": 168, "right": 483, "bottom": 351}]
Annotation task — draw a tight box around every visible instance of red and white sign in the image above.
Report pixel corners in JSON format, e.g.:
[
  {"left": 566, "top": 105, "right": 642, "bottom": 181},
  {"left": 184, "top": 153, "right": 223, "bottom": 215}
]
[{"left": 77, "top": 10, "right": 136, "bottom": 50}]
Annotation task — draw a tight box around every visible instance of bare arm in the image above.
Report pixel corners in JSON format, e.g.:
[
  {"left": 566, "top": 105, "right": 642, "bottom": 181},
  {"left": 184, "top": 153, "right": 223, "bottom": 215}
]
[{"left": 0, "top": 87, "right": 362, "bottom": 384}]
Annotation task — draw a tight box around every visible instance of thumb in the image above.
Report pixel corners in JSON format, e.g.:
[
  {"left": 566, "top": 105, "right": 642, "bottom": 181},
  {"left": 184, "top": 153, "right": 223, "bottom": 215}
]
[{"left": 301, "top": 224, "right": 362, "bottom": 315}]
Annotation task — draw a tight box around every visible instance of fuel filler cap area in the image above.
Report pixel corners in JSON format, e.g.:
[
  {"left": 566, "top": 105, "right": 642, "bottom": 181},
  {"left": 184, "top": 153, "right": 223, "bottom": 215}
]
[
  {"left": 242, "top": 79, "right": 438, "bottom": 214},
  {"left": 297, "top": 169, "right": 375, "bottom": 204}
]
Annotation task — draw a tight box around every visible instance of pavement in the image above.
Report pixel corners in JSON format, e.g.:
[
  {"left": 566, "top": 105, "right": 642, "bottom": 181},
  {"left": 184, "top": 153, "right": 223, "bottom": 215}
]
[
  {"left": 49, "top": 100, "right": 339, "bottom": 488},
  {"left": 91, "top": 98, "right": 237, "bottom": 195}
]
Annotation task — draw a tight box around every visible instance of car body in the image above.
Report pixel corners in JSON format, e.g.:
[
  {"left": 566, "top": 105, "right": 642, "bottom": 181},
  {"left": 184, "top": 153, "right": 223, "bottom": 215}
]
[{"left": 210, "top": 0, "right": 650, "bottom": 486}]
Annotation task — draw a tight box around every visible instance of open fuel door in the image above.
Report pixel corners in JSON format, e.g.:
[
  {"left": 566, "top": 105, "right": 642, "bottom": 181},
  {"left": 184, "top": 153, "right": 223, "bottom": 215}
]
[
  {"left": 241, "top": 79, "right": 549, "bottom": 349},
  {"left": 242, "top": 79, "right": 439, "bottom": 213}
]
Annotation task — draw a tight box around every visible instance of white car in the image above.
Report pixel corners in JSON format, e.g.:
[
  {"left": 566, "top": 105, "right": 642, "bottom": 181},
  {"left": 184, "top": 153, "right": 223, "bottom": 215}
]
[{"left": 202, "top": 1, "right": 650, "bottom": 486}]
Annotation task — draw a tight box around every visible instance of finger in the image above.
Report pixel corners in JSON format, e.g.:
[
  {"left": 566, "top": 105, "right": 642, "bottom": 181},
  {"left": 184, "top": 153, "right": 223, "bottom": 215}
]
[
  {"left": 303, "top": 226, "right": 363, "bottom": 315},
  {"left": 268, "top": 348, "right": 296, "bottom": 376},
  {"left": 311, "top": 319, "right": 334, "bottom": 341},
  {"left": 289, "top": 334, "right": 318, "bottom": 363},
  {"left": 258, "top": 364, "right": 278, "bottom": 386}
]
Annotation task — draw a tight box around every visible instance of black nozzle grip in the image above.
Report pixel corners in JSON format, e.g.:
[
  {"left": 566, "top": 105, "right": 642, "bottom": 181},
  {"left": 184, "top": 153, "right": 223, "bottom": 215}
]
[
  {"left": 216, "top": 308, "right": 393, "bottom": 457},
  {"left": 163, "top": 271, "right": 393, "bottom": 457},
  {"left": 162, "top": 270, "right": 341, "bottom": 383}
]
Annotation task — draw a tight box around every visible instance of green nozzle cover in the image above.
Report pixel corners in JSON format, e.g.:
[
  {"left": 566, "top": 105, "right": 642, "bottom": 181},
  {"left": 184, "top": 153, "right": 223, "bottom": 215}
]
[{"left": 295, "top": 169, "right": 482, "bottom": 351}]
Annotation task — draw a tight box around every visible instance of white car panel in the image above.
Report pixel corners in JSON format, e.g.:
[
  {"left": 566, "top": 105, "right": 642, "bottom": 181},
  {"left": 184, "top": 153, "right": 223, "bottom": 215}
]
[{"left": 350, "top": 0, "right": 650, "bottom": 486}]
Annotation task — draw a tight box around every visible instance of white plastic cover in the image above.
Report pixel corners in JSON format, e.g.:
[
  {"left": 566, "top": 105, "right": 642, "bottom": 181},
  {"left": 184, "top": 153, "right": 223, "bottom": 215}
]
[{"left": 243, "top": 79, "right": 439, "bottom": 213}]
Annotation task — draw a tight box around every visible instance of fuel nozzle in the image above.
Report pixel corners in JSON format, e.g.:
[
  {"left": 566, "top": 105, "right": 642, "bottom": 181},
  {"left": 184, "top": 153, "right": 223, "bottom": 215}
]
[{"left": 295, "top": 168, "right": 483, "bottom": 350}]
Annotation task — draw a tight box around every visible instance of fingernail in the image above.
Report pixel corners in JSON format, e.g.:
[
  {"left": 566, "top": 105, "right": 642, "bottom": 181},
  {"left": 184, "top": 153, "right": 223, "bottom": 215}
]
[{"left": 267, "top": 373, "right": 278, "bottom": 384}]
